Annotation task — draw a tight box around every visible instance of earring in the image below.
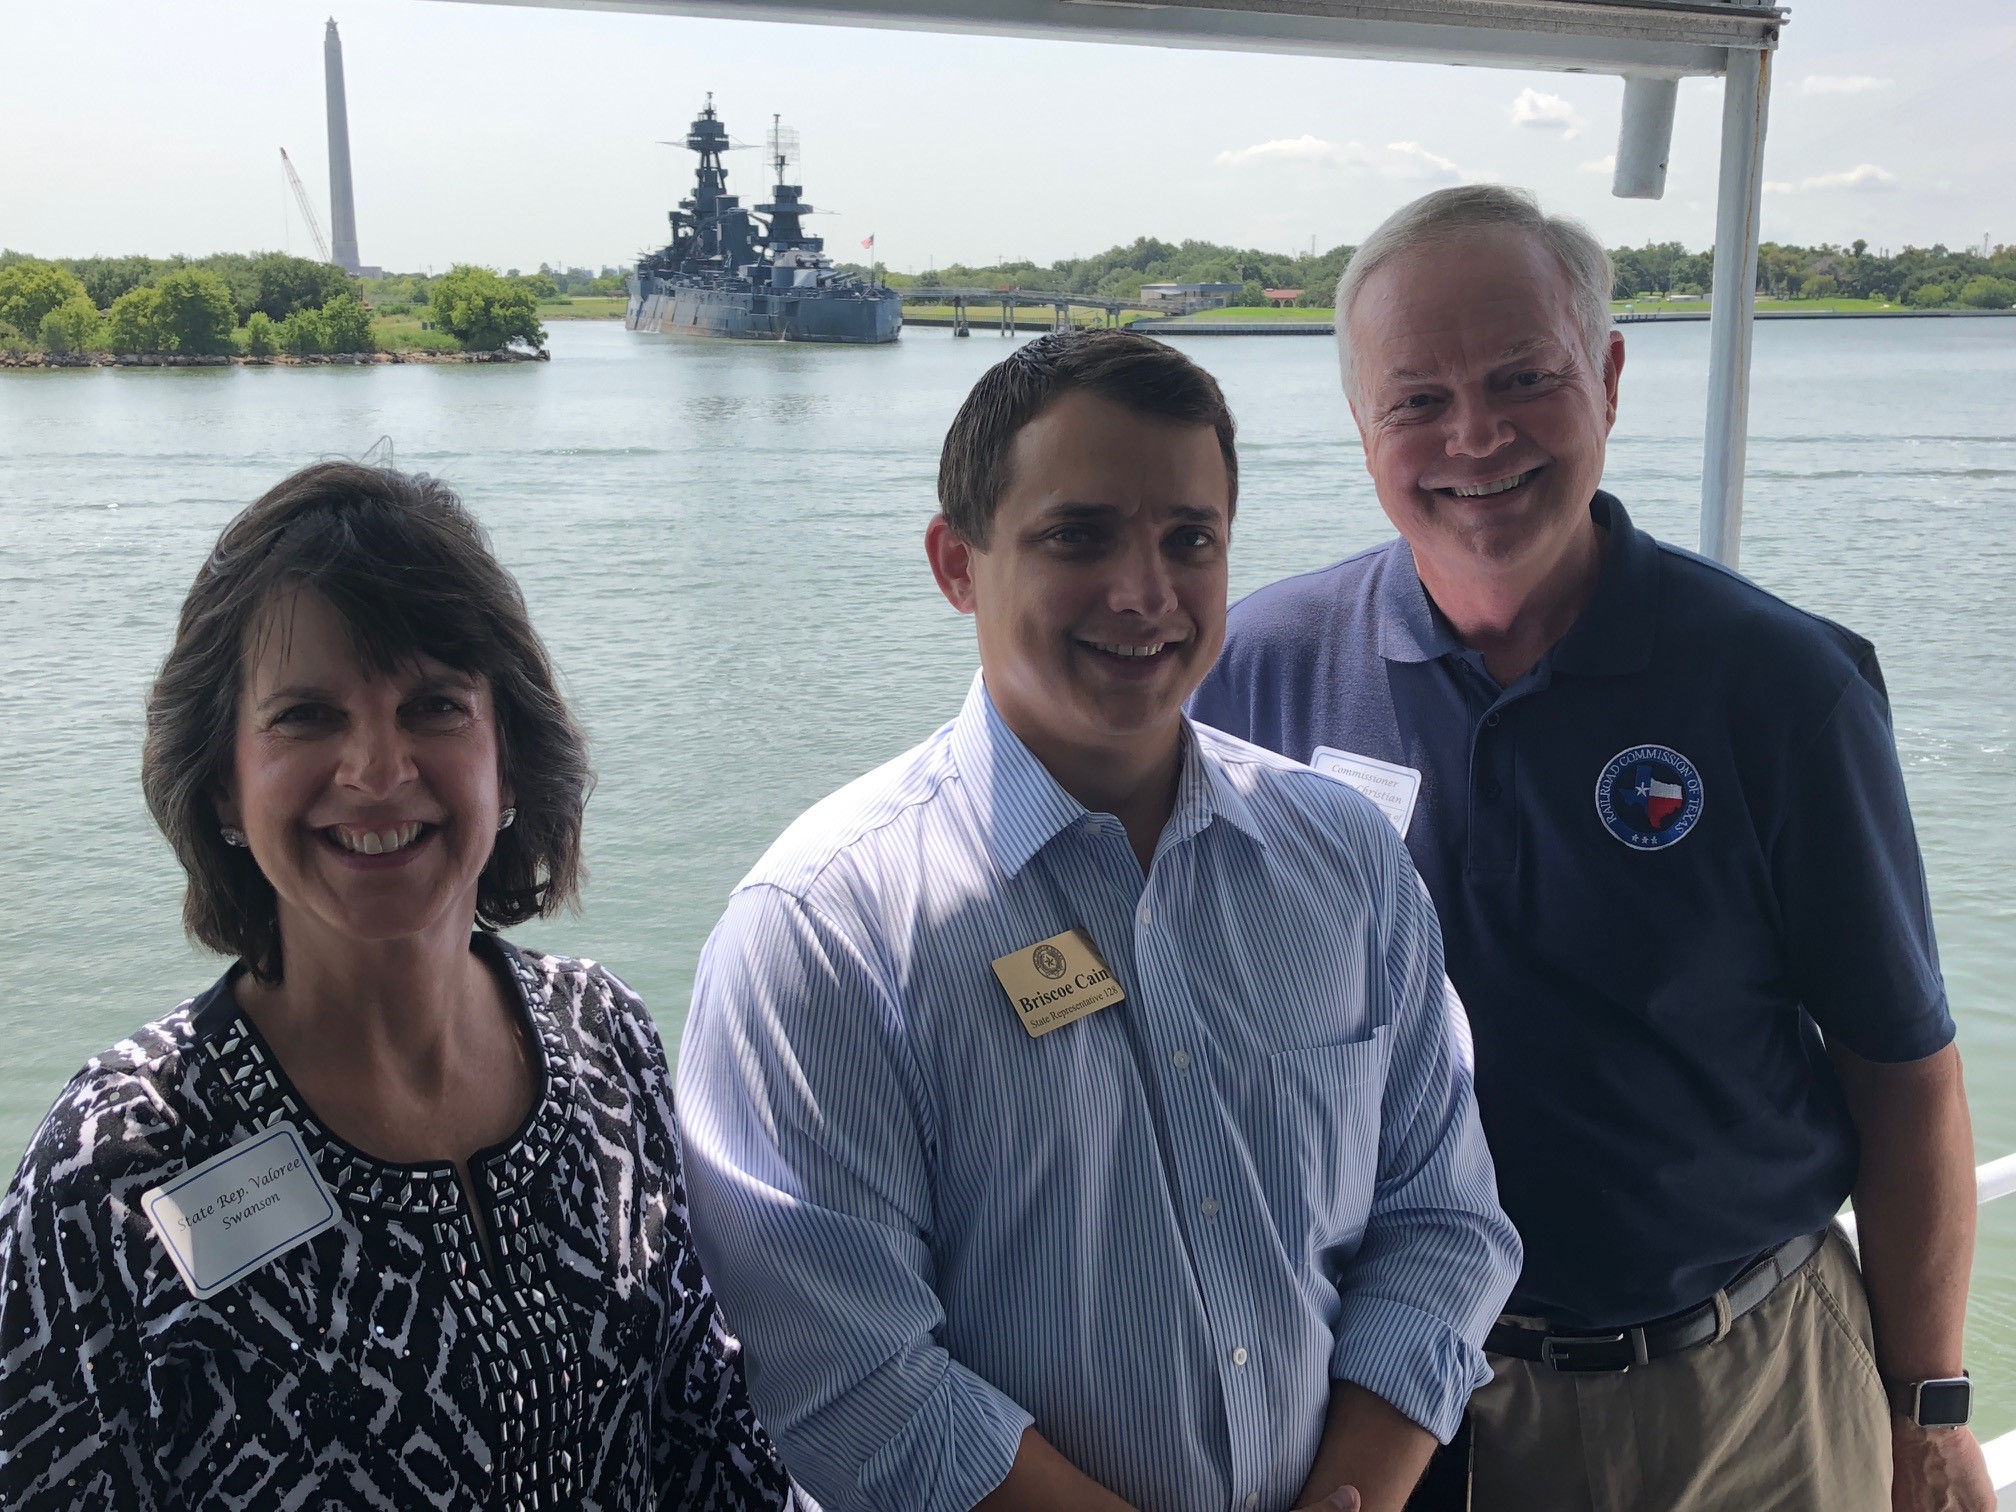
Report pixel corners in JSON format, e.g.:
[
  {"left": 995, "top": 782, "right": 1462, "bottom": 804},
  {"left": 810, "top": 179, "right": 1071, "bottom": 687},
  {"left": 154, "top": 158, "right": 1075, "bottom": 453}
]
[
  {"left": 220, "top": 826, "right": 249, "bottom": 848},
  {"left": 497, "top": 808, "right": 517, "bottom": 831}
]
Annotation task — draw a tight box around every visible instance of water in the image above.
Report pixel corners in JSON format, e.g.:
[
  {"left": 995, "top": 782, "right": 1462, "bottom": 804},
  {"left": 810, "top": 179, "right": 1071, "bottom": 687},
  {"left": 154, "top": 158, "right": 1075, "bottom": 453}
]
[{"left": 3, "top": 318, "right": 2013, "bottom": 1431}]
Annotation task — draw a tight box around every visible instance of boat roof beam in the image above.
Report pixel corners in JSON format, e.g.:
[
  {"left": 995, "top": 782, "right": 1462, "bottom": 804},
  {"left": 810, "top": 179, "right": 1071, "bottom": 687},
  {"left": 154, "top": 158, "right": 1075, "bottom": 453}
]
[{"left": 459, "top": 0, "right": 1781, "bottom": 78}]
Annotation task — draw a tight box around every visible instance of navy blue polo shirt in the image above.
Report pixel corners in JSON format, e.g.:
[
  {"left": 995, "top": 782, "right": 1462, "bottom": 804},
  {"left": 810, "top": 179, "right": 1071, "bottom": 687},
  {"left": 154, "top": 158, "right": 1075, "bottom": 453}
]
[{"left": 1190, "top": 492, "right": 1953, "bottom": 1329}]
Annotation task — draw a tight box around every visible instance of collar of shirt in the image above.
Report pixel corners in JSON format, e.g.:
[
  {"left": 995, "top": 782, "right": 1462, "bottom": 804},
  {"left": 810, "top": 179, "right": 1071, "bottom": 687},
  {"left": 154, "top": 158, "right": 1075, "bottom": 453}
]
[
  {"left": 1373, "top": 491, "right": 1660, "bottom": 679},
  {"left": 945, "top": 671, "right": 1269, "bottom": 881}
]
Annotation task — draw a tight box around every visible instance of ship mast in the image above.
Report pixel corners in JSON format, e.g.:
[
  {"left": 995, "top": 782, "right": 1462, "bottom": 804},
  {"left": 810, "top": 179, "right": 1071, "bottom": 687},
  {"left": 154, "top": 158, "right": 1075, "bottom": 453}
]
[
  {"left": 755, "top": 114, "right": 822, "bottom": 256},
  {"left": 674, "top": 94, "right": 756, "bottom": 270}
]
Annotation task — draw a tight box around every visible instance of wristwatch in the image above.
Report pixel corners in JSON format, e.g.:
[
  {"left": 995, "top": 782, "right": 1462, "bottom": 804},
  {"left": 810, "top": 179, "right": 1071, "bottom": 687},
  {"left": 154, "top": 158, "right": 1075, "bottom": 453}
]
[{"left": 1887, "top": 1373, "right": 1972, "bottom": 1429}]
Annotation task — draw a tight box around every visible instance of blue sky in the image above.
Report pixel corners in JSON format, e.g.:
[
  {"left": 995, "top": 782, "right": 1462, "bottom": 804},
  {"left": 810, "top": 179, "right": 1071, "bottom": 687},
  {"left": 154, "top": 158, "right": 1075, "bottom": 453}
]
[{"left": 4, "top": 0, "right": 2011, "bottom": 273}]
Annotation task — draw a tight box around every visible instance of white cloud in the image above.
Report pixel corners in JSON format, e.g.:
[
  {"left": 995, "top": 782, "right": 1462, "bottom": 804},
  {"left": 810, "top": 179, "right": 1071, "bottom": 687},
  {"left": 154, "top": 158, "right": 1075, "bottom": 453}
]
[
  {"left": 1579, "top": 154, "right": 1617, "bottom": 175},
  {"left": 1509, "top": 88, "right": 1585, "bottom": 138},
  {"left": 1384, "top": 141, "right": 1461, "bottom": 181},
  {"left": 1802, "top": 74, "right": 1892, "bottom": 95},
  {"left": 1214, "top": 135, "right": 1376, "bottom": 169},
  {"left": 1763, "top": 163, "right": 1899, "bottom": 194},
  {"left": 1215, "top": 136, "right": 1465, "bottom": 181}
]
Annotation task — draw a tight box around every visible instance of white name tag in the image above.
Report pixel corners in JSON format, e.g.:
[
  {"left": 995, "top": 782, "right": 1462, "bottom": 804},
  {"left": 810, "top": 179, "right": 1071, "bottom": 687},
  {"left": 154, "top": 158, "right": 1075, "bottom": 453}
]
[
  {"left": 1310, "top": 746, "right": 1423, "bottom": 837},
  {"left": 143, "top": 1122, "right": 340, "bottom": 1299}
]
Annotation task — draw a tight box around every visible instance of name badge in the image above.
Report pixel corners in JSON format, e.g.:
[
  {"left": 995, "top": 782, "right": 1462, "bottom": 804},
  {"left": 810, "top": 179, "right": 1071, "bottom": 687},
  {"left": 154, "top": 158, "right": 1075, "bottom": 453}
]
[
  {"left": 1310, "top": 746, "right": 1422, "bottom": 837},
  {"left": 991, "top": 927, "right": 1125, "bottom": 1039},
  {"left": 142, "top": 1122, "right": 340, "bottom": 1299}
]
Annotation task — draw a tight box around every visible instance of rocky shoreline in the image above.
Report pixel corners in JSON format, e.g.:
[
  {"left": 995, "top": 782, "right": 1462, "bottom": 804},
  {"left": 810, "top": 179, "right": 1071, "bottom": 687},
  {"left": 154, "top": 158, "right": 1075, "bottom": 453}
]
[{"left": 0, "top": 348, "right": 549, "bottom": 369}]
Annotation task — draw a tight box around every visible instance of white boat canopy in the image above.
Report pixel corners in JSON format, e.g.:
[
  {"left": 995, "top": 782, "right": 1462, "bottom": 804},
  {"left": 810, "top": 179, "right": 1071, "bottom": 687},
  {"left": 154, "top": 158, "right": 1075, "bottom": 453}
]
[{"left": 454, "top": 0, "right": 1783, "bottom": 560}]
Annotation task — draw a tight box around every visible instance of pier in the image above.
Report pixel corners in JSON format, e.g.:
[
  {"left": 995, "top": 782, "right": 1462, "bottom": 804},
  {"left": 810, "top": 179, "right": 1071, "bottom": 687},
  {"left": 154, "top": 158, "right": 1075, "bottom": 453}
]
[{"left": 898, "top": 285, "right": 1218, "bottom": 336}]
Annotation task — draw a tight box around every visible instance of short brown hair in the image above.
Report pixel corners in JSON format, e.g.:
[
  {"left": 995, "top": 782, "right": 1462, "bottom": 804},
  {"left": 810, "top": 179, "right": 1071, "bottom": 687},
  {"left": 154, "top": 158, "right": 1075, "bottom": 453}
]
[
  {"left": 142, "top": 461, "right": 591, "bottom": 981},
  {"left": 936, "top": 328, "right": 1239, "bottom": 546}
]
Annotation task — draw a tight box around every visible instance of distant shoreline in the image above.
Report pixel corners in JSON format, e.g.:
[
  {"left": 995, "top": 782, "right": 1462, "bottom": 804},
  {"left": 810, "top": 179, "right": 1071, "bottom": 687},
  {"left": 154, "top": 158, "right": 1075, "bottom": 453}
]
[
  {"left": 1139, "top": 308, "right": 2016, "bottom": 336},
  {"left": 0, "top": 348, "right": 549, "bottom": 370}
]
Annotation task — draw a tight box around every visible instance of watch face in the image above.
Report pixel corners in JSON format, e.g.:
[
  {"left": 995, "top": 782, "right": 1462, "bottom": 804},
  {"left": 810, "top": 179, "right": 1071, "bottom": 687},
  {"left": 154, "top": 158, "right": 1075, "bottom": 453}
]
[{"left": 1917, "top": 1379, "right": 1973, "bottom": 1427}]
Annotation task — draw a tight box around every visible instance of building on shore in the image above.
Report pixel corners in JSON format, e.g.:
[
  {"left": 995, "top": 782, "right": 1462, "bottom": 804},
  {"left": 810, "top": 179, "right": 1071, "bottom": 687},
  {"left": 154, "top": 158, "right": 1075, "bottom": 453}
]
[{"left": 1139, "top": 281, "right": 1241, "bottom": 304}]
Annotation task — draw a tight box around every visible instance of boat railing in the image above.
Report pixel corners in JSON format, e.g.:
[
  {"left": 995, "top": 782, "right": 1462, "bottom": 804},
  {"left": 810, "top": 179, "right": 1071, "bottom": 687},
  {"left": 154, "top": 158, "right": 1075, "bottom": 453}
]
[
  {"left": 1836, "top": 1153, "right": 2016, "bottom": 1504},
  {"left": 1980, "top": 1156, "right": 2016, "bottom": 1506}
]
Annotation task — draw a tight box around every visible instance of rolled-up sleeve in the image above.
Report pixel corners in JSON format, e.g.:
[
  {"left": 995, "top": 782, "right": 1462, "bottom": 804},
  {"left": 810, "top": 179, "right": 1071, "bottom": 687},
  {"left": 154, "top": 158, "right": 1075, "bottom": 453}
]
[
  {"left": 1328, "top": 844, "right": 1521, "bottom": 1443},
  {"left": 675, "top": 883, "right": 1033, "bottom": 1512}
]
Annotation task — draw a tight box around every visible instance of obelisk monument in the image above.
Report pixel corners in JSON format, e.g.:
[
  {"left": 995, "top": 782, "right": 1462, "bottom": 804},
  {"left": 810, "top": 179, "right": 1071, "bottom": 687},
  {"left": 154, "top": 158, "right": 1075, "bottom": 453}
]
[{"left": 324, "top": 19, "right": 362, "bottom": 273}]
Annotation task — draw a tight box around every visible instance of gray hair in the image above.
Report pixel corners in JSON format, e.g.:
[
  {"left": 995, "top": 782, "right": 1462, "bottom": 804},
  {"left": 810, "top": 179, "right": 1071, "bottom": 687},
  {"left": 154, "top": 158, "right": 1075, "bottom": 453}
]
[{"left": 1335, "top": 184, "right": 1615, "bottom": 402}]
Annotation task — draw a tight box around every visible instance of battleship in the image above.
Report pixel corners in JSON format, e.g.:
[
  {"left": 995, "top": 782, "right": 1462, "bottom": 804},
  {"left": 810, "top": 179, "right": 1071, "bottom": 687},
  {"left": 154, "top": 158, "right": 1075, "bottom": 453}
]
[{"left": 627, "top": 97, "right": 902, "bottom": 345}]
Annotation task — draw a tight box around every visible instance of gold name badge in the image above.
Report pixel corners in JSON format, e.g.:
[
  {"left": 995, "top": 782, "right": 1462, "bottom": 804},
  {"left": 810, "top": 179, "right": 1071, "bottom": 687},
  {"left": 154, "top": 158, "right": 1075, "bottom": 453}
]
[{"left": 990, "top": 928, "right": 1125, "bottom": 1039}]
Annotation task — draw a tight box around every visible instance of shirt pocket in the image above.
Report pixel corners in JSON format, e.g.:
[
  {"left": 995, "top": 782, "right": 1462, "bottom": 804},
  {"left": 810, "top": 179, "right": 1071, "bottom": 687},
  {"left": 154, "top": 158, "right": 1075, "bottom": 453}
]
[{"left": 1263, "top": 1025, "right": 1390, "bottom": 1259}]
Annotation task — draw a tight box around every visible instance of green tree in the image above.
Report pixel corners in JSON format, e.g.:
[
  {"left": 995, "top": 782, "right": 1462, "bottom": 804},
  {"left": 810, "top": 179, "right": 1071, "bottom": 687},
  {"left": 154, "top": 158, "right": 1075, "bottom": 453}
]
[
  {"left": 244, "top": 253, "right": 354, "bottom": 322},
  {"left": 1957, "top": 276, "right": 2016, "bottom": 310},
  {"left": 317, "top": 294, "right": 375, "bottom": 353},
  {"left": 67, "top": 255, "right": 173, "bottom": 309},
  {"left": 38, "top": 296, "right": 105, "bottom": 353},
  {"left": 0, "top": 259, "right": 89, "bottom": 337},
  {"left": 429, "top": 265, "right": 545, "bottom": 351},
  {"left": 514, "top": 272, "right": 560, "bottom": 300},
  {"left": 106, "top": 286, "right": 168, "bottom": 353},
  {"left": 1909, "top": 282, "right": 1952, "bottom": 308},
  {"left": 278, "top": 307, "right": 329, "bottom": 355},
  {"left": 243, "top": 311, "right": 280, "bottom": 356},
  {"left": 150, "top": 268, "right": 239, "bottom": 354}
]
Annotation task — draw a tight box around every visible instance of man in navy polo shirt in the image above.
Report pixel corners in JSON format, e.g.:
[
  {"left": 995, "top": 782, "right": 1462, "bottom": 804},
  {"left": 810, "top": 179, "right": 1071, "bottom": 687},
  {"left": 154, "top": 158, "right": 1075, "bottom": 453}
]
[{"left": 1191, "top": 185, "right": 1992, "bottom": 1512}]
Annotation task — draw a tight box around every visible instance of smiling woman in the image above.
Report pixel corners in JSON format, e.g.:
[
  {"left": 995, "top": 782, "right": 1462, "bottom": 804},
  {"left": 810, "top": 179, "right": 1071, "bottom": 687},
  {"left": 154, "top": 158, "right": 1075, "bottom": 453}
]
[
  {"left": 143, "top": 464, "right": 590, "bottom": 981},
  {"left": 0, "top": 464, "right": 798, "bottom": 1511}
]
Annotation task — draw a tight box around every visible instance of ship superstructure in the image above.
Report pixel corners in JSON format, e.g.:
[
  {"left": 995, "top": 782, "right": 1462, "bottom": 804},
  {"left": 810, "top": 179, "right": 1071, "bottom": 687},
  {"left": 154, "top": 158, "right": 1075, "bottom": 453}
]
[{"left": 627, "top": 98, "right": 901, "bottom": 345}]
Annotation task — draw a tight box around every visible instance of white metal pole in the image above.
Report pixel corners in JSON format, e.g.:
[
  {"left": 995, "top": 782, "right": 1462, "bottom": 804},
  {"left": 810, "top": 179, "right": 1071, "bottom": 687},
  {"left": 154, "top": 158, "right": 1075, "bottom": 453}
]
[
  {"left": 1699, "top": 44, "right": 1772, "bottom": 567},
  {"left": 1613, "top": 77, "right": 1679, "bottom": 200}
]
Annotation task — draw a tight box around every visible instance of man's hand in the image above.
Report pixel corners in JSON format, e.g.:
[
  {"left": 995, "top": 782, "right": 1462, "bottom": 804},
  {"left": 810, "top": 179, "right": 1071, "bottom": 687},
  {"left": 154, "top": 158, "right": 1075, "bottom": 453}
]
[
  {"left": 1295, "top": 1489, "right": 1362, "bottom": 1512},
  {"left": 1829, "top": 1044, "right": 1990, "bottom": 1512},
  {"left": 1891, "top": 1422, "right": 1995, "bottom": 1512}
]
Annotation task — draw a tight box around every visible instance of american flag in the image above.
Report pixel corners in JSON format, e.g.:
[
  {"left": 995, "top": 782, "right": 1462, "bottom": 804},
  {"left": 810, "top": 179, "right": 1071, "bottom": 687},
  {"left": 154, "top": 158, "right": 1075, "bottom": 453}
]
[{"left": 861, "top": 234, "right": 876, "bottom": 251}]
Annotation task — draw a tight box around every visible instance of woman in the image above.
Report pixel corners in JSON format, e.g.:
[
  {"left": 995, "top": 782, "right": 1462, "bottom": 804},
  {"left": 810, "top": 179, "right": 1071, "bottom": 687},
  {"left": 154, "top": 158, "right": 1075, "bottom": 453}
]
[{"left": 0, "top": 462, "right": 795, "bottom": 1511}]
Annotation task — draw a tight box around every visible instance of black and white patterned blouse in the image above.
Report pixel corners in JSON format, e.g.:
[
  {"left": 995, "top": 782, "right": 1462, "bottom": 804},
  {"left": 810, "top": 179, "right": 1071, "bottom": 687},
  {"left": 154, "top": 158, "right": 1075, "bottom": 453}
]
[{"left": 0, "top": 936, "right": 797, "bottom": 1511}]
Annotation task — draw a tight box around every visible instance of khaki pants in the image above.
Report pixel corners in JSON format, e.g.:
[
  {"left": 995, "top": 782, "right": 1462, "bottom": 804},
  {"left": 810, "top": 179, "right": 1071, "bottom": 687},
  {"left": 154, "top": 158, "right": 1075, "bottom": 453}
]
[{"left": 1469, "top": 1230, "right": 1891, "bottom": 1512}]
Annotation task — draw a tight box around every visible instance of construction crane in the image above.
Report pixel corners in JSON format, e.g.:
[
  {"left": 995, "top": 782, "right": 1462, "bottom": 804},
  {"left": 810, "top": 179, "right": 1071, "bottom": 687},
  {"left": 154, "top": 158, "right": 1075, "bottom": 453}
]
[{"left": 279, "top": 148, "right": 331, "bottom": 264}]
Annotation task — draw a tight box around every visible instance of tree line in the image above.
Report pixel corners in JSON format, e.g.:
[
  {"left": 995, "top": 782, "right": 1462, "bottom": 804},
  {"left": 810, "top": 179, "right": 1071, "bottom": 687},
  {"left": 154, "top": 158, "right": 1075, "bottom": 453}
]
[
  {"left": 877, "top": 235, "right": 2016, "bottom": 310},
  {"left": 0, "top": 251, "right": 549, "bottom": 357}
]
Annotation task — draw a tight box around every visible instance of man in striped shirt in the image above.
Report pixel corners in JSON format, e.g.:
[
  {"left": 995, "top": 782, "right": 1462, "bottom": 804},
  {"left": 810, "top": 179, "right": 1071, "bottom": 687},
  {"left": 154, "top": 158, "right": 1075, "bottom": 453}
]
[{"left": 677, "top": 329, "right": 1520, "bottom": 1512}]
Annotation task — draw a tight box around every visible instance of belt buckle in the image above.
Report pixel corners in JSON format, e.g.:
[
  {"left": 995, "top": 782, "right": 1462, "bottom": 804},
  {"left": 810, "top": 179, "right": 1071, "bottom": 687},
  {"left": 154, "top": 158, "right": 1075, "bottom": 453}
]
[{"left": 1540, "top": 1329, "right": 1647, "bottom": 1373}]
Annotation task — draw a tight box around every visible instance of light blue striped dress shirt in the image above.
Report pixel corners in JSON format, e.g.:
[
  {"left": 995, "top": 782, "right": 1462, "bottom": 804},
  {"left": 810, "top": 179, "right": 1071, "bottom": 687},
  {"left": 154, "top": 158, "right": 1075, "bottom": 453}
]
[{"left": 677, "top": 674, "right": 1520, "bottom": 1512}]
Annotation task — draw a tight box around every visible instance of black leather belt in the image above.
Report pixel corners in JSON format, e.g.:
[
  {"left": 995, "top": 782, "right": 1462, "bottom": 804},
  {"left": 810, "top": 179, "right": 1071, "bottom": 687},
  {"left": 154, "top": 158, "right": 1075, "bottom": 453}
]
[{"left": 1485, "top": 1229, "right": 1830, "bottom": 1373}]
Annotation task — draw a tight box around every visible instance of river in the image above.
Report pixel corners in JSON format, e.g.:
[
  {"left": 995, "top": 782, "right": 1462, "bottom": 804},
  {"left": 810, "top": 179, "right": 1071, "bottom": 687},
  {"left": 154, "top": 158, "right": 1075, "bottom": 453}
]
[{"left": 2, "top": 315, "right": 2012, "bottom": 1431}]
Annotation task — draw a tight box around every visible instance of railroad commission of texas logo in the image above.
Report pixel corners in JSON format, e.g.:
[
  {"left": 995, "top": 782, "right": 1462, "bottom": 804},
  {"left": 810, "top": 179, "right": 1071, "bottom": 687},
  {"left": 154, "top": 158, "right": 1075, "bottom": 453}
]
[
  {"left": 1032, "top": 943, "right": 1067, "bottom": 980},
  {"left": 1594, "top": 744, "right": 1704, "bottom": 850}
]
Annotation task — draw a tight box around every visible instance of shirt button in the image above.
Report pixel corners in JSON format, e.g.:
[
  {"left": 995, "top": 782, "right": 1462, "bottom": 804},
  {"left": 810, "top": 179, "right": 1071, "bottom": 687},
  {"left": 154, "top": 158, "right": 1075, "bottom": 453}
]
[
  {"left": 1231, "top": 1346, "right": 1249, "bottom": 1367},
  {"left": 1138, "top": 905, "right": 1152, "bottom": 927},
  {"left": 1199, "top": 1196, "right": 1220, "bottom": 1219},
  {"left": 1243, "top": 1496, "right": 1259, "bottom": 1512},
  {"left": 1482, "top": 780, "right": 1503, "bottom": 800},
  {"left": 1485, "top": 712, "right": 1502, "bottom": 728},
  {"left": 1171, "top": 1049, "right": 1192, "bottom": 1071}
]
